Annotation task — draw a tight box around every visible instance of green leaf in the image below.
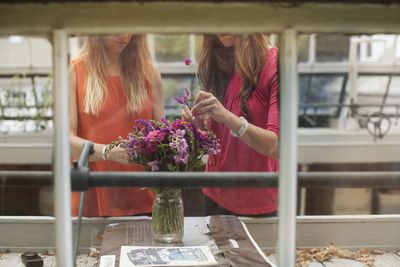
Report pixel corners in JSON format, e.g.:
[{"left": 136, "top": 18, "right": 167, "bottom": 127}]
[{"left": 167, "top": 163, "right": 178, "bottom": 172}]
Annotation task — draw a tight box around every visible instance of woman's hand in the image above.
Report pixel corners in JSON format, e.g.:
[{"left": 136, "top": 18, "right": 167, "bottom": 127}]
[
  {"left": 106, "top": 146, "right": 137, "bottom": 165},
  {"left": 191, "top": 91, "right": 230, "bottom": 124},
  {"left": 181, "top": 104, "right": 207, "bottom": 129}
]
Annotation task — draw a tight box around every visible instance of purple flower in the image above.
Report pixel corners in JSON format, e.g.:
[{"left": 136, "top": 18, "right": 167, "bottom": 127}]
[
  {"left": 184, "top": 58, "right": 192, "bottom": 66},
  {"left": 135, "top": 119, "right": 155, "bottom": 134},
  {"left": 169, "top": 129, "right": 189, "bottom": 164},
  {"left": 161, "top": 117, "right": 170, "bottom": 127},
  {"left": 184, "top": 87, "right": 190, "bottom": 97},
  {"left": 148, "top": 160, "right": 159, "bottom": 171},
  {"left": 174, "top": 88, "right": 190, "bottom": 106},
  {"left": 174, "top": 97, "right": 184, "bottom": 104}
]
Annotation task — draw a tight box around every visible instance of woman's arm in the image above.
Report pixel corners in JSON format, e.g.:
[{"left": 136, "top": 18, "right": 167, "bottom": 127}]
[
  {"left": 187, "top": 91, "right": 279, "bottom": 159},
  {"left": 150, "top": 64, "right": 165, "bottom": 121},
  {"left": 68, "top": 66, "right": 132, "bottom": 163}
]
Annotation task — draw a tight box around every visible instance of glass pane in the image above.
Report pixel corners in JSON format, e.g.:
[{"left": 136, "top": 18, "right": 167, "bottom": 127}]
[
  {"left": 154, "top": 34, "right": 190, "bottom": 62},
  {"left": 195, "top": 35, "right": 202, "bottom": 62},
  {"left": 358, "top": 34, "right": 398, "bottom": 64},
  {"left": 357, "top": 75, "right": 388, "bottom": 114},
  {"left": 297, "top": 34, "right": 310, "bottom": 63},
  {"left": 0, "top": 36, "right": 31, "bottom": 67},
  {"left": 0, "top": 75, "right": 53, "bottom": 133},
  {"left": 30, "top": 38, "right": 52, "bottom": 67},
  {"left": 162, "top": 76, "right": 193, "bottom": 120},
  {"left": 396, "top": 35, "right": 400, "bottom": 61},
  {"left": 299, "top": 74, "right": 344, "bottom": 114},
  {"left": 384, "top": 76, "right": 400, "bottom": 114},
  {"left": 357, "top": 75, "right": 389, "bottom": 95},
  {"left": 299, "top": 74, "right": 345, "bottom": 128},
  {"left": 387, "top": 76, "right": 400, "bottom": 100},
  {"left": 316, "top": 34, "right": 350, "bottom": 62}
]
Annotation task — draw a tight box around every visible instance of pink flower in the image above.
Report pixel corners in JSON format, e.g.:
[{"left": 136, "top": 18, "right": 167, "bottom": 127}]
[
  {"left": 197, "top": 129, "right": 207, "bottom": 137},
  {"left": 184, "top": 58, "right": 192, "bottom": 66},
  {"left": 145, "top": 130, "right": 165, "bottom": 143}
]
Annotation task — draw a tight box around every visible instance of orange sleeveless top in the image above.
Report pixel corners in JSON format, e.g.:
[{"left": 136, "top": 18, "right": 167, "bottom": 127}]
[{"left": 71, "top": 57, "right": 154, "bottom": 217}]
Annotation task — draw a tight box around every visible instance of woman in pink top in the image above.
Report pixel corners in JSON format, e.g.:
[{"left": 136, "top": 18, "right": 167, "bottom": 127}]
[{"left": 182, "top": 34, "right": 279, "bottom": 216}]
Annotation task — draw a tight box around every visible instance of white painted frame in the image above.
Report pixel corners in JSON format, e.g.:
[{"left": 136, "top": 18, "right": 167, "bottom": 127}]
[{"left": 2, "top": 1, "right": 400, "bottom": 267}]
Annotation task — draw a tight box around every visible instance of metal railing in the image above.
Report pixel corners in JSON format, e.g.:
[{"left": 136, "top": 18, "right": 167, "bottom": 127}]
[{"left": 2, "top": 169, "right": 400, "bottom": 188}]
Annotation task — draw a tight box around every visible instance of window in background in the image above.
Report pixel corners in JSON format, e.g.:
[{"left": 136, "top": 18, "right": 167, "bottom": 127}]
[
  {"left": 297, "top": 34, "right": 310, "bottom": 63},
  {"left": 299, "top": 74, "right": 346, "bottom": 128},
  {"left": 162, "top": 76, "right": 193, "bottom": 120},
  {"left": 0, "top": 36, "right": 53, "bottom": 134},
  {"left": 356, "top": 75, "right": 390, "bottom": 115},
  {"left": 387, "top": 76, "right": 400, "bottom": 108},
  {"left": 0, "top": 75, "right": 52, "bottom": 134},
  {"left": 154, "top": 35, "right": 190, "bottom": 63},
  {"left": 151, "top": 34, "right": 200, "bottom": 119},
  {"left": 358, "top": 34, "right": 400, "bottom": 64},
  {"left": 316, "top": 34, "right": 350, "bottom": 63}
]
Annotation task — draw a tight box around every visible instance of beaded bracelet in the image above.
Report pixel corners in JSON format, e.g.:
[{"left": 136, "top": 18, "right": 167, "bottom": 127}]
[
  {"left": 102, "top": 145, "right": 108, "bottom": 161},
  {"left": 102, "top": 140, "right": 121, "bottom": 161},
  {"left": 230, "top": 116, "right": 248, "bottom": 137}
]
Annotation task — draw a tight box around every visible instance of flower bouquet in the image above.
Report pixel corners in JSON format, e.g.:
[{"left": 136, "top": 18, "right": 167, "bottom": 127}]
[
  {"left": 119, "top": 118, "right": 220, "bottom": 243},
  {"left": 117, "top": 108, "right": 220, "bottom": 243}
]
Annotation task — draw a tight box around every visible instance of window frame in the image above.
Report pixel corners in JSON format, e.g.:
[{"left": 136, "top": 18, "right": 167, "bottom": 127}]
[{"left": 1, "top": 1, "right": 400, "bottom": 267}]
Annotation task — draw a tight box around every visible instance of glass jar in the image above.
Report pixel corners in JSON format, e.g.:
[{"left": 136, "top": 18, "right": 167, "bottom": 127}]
[{"left": 152, "top": 189, "right": 184, "bottom": 243}]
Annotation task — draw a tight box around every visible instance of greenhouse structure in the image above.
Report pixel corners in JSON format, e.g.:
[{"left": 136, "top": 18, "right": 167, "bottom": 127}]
[{"left": 0, "top": 0, "right": 400, "bottom": 266}]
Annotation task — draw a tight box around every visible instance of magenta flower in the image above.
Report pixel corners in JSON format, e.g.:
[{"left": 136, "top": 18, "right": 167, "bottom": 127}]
[
  {"left": 184, "top": 58, "right": 192, "bottom": 66},
  {"left": 145, "top": 130, "right": 165, "bottom": 143}
]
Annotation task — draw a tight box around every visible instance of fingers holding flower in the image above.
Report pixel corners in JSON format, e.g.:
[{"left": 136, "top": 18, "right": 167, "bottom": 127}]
[
  {"left": 181, "top": 105, "right": 194, "bottom": 122},
  {"left": 191, "top": 91, "right": 230, "bottom": 124}
]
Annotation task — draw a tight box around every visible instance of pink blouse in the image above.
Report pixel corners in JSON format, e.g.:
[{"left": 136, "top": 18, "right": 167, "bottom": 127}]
[{"left": 204, "top": 47, "right": 279, "bottom": 215}]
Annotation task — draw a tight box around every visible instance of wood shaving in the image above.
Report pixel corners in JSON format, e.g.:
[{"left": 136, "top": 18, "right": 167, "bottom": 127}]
[
  {"left": 96, "top": 232, "right": 103, "bottom": 241},
  {"left": 42, "top": 250, "right": 56, "bottom": 255},
  {"left": 295, "top": 244, "right": 384, "bottom": 267},
  {"left": 264, "top": 250, "right": 271, "bottom": 256},
  {"left": 89, "top": 247, "right": 99, "bottom": 257}
]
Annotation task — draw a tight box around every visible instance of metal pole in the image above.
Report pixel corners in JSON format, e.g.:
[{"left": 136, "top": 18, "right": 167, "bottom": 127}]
[
  {"left": 53, "top": 29, "right": 73, "bottom": 267},
  {"left": 2, "top": 170, "right": 400, "bottom": 188},
  {"left": 73, "top": 141, "right": 93, "bottom": 265},
  {"left": 73, "top": 191, "right": 85, "bottom": 264},
  {"left": 278, "top": 28, "right": 298, "bottom": 267}
]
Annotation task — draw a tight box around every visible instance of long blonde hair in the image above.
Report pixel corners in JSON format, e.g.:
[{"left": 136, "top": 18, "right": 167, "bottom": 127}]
[
  {"left": 81, "top": 35, "right": 150, "bottom": 115},
  {"left": 199, "top": 34, "right": 269, "bottom": 119}
]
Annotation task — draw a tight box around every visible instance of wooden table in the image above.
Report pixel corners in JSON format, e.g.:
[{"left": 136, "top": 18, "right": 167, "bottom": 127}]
[{"left": 98, "top": 215, "right": 274, "bottom": 267}]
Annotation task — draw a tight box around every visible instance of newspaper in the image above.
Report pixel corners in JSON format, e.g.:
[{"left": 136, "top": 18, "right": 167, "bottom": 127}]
[{"left": 119, "top": 246, "right": 218, "bottom": 267}]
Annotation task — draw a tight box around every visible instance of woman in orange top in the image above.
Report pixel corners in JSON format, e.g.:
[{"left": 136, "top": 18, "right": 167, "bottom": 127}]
[{"left": 69, "top": 34, "right": 164, "bottom": 217}]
